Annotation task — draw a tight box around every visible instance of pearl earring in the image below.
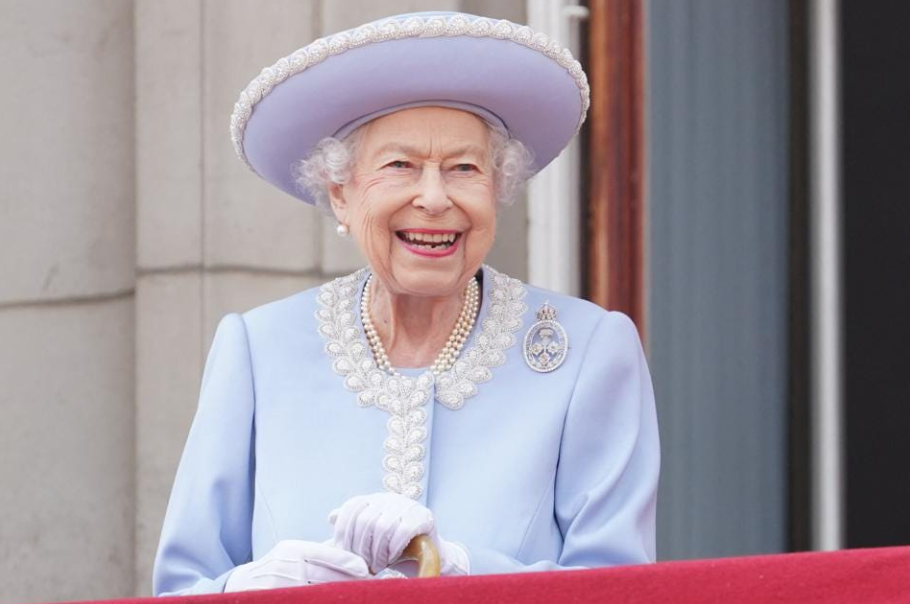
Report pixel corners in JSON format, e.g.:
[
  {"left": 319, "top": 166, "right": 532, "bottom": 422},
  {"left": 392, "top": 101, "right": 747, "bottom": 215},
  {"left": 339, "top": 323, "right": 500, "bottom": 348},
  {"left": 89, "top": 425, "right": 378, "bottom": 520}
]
[{"left": 336, "top": 223, "right": 349, "bottom": 237}]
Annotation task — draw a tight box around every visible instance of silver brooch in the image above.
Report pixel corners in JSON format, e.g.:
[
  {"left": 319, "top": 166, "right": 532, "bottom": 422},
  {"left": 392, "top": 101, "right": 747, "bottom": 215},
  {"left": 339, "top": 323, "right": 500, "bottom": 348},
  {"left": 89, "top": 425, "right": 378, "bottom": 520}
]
[{"left": 523, "top": 301, "right": 568, "bottom": 373}]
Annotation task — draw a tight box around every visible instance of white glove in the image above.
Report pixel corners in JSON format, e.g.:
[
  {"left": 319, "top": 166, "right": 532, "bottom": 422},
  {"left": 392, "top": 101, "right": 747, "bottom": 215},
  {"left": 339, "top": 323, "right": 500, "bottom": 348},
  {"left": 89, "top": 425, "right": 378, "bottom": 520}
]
[
  {"left": 224, "top": 540, "right": 370, "bottom": 592},
  {"left": 328, "top": 492, "right": 470, "bottom": 576}
]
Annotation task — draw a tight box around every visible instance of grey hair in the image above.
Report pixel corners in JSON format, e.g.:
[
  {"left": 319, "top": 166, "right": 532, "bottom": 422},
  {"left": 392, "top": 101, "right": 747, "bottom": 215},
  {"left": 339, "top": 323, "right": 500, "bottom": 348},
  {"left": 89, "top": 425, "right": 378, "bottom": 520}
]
[{"left": 293, "top": 122, "right": 534, "bottom": 213}]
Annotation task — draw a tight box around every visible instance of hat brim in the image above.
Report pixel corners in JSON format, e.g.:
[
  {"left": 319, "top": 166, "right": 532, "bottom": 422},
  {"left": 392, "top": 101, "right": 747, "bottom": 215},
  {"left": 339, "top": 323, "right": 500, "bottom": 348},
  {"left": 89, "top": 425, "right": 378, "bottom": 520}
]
[{"left": 237, "top": 15, "right": 588, "bottom": 205}]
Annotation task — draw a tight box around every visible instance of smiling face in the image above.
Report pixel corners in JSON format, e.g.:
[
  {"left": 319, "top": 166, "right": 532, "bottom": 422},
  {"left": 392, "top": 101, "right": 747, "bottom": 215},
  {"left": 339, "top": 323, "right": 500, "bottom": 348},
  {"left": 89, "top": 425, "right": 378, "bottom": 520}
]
[{"left": 328, "top": 107, "right": 497, "bottom": 299}]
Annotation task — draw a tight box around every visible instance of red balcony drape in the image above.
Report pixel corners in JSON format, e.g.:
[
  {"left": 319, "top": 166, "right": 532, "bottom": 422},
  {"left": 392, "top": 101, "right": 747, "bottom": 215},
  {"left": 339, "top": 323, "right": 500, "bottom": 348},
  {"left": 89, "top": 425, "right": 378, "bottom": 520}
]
[{"left": 60, "top": 546, "right": 910, "bottom": 604}]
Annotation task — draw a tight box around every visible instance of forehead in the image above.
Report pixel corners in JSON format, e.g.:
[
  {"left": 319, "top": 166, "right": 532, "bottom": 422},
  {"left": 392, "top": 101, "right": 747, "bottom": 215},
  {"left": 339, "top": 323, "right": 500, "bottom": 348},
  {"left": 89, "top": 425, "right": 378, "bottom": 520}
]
[{"left": 359, "top": 106, "right": 490, "bottom": 155}]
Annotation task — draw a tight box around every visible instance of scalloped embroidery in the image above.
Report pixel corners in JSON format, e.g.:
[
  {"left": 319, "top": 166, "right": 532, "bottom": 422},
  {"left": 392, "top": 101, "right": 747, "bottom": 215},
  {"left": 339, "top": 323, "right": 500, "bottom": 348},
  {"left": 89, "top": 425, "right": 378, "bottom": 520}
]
[{"left": 315, "top": 265, "right": 527, "bottom": 498}]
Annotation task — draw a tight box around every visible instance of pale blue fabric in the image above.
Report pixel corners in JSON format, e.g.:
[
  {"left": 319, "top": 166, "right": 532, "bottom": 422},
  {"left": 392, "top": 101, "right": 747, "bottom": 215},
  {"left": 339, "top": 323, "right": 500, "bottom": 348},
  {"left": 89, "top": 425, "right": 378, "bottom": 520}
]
[{"left": 152, "top": 267, "right": 660, "bottom": 595}]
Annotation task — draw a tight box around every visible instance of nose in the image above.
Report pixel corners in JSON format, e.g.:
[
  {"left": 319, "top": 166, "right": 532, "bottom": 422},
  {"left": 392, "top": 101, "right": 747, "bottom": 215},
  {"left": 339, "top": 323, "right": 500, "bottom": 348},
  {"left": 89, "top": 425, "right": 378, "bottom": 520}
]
[{"left": 412, "top": 166, "right": 452, "bottom": 215}]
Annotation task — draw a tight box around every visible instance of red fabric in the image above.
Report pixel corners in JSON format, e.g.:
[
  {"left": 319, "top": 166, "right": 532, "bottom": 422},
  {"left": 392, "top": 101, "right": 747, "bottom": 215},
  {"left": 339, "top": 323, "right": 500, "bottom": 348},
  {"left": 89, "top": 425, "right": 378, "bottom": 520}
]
[{"left": 73, "top": 547, "right": 910, "bottom": 604}]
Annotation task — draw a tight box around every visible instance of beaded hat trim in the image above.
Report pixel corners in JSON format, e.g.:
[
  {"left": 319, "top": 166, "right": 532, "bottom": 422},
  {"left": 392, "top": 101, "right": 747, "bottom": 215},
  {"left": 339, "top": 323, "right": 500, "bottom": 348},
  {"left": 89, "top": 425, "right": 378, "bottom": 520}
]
[{"left": 229, "top": 13, "right": 590, "bottom": 170}]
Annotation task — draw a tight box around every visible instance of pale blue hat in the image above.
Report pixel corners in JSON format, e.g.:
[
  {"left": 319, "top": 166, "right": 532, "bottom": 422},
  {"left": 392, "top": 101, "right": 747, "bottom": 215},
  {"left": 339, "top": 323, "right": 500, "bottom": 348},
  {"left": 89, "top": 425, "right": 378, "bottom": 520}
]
[{"left": 230, "top": 11, "right": 590, "bottom": 205}]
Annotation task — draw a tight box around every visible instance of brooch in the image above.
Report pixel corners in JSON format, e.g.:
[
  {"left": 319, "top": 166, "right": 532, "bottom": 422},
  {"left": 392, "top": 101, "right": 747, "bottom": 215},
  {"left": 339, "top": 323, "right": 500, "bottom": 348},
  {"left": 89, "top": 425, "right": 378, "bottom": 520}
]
[{"left": 523, "top": 301, "right": 568, "bottom": 373}]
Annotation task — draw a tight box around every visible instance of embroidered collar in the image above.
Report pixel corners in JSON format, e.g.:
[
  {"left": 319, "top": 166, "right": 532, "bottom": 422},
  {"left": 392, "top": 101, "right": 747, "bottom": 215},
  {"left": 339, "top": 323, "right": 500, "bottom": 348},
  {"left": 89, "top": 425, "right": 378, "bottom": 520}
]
[{"left": 315, "top": 264, "right": 527, "bottom": 498}]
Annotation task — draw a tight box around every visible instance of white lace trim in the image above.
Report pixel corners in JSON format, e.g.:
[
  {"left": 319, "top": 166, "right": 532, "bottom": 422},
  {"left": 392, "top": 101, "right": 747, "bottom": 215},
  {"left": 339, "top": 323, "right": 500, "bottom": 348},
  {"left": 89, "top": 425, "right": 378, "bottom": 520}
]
[
  {"left": 314, "top": 265, "right": 527, "bottom": 499},
  {"left": 314, "top": 268, "right": 430, "bottom": 500},
  {"left": 230, "top": 14, "right": 589, "bottom": 167},
  {"left": 434, "top": 268, "right": 527, "bottom": 410}
]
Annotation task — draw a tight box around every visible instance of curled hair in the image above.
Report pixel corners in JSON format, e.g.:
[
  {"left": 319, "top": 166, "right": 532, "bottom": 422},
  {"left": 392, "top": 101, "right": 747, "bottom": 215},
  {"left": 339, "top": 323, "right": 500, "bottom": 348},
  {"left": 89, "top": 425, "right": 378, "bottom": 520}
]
[
  {"left": 292, "top": 129, "right": 364, "bottom": 212},
  {"left": 294, "top": 121, "right": 534, "bottom": 212},
  {"left": 488, "top": 127, "right": 535, "bottom": 207}
]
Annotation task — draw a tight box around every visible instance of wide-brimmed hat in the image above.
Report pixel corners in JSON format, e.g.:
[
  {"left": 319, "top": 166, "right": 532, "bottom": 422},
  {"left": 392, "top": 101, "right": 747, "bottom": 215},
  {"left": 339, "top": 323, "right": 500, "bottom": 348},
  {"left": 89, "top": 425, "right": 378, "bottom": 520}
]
[{"left": 230, "top": 11, "right": 590, "bottom": 205}]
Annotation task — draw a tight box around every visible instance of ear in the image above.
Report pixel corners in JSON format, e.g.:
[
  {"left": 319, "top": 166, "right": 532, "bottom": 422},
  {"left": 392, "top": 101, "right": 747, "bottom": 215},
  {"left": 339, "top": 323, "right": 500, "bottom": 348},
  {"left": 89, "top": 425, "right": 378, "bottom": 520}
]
[{"left": 327, "top": 182, "right": 349, "bottom": 225}]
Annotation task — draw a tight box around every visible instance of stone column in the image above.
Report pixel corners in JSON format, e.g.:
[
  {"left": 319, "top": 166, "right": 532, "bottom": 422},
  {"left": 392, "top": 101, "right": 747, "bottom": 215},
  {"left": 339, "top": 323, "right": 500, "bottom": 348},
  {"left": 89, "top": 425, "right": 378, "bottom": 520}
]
[
  {"left": 134, "top": 0, "right": 323, "bottom": 594},
  {"left": 0, "top": 0, "right": 136, "bottom": 601},
  {"left": 134, "top": 1, "right": 204, "bottom": 593}
]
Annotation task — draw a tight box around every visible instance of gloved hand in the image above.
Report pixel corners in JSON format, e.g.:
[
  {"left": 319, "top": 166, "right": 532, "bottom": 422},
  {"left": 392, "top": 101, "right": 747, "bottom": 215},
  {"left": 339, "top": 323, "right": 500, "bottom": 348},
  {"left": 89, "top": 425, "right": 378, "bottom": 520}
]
[
  {"left": 328, "top": 492, "right": 470, "bottom": 576},
  {"left": 223, "top": 540, "right": 370, "bottom": 591}
]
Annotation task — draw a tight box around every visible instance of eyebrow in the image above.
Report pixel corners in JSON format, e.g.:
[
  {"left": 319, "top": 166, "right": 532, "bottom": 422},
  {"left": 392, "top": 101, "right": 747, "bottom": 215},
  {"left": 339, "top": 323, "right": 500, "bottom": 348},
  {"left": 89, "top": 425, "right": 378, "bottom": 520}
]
[{"left": 371, "top": 143, "right": 489, "bottom": 160}]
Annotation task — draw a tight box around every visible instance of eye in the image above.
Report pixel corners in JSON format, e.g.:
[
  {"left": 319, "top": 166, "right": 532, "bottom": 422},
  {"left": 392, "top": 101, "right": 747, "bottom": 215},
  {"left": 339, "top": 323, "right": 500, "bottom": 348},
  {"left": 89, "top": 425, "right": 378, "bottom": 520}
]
[
  {"left": 384, "top": 160, "right": 412, "bottom": 169},
  {"left": 453, "top": 163, "right": 478, "bottom": 172}
]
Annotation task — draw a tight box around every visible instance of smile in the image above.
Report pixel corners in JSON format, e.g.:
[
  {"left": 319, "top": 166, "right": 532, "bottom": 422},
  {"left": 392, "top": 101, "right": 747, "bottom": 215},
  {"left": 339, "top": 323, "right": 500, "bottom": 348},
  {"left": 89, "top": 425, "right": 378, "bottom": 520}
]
[{"left": 396, "top": 229, "right": 462, "bottom": 257}]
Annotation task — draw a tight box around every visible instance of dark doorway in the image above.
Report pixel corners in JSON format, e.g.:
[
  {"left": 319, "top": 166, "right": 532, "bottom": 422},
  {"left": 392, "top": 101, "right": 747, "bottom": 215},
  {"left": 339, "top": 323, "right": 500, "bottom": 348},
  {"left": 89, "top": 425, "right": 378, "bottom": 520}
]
[{"left": 842, "top": 0, "right": 910, "bottom": 548}]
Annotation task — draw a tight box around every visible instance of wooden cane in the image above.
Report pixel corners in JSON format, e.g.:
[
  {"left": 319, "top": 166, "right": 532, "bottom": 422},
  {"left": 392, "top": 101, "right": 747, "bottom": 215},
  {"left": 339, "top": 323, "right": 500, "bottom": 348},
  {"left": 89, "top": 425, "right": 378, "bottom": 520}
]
[{"left": 397, "top": 534, "right": 441, "bottom": 578}]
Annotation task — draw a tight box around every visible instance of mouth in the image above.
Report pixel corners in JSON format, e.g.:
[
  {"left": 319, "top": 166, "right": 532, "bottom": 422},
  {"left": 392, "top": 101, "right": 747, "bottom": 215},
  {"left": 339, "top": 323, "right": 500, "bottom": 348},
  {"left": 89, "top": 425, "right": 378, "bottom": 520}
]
[{"left": 395, "top": 229, "right": 462, "bottom": 257}]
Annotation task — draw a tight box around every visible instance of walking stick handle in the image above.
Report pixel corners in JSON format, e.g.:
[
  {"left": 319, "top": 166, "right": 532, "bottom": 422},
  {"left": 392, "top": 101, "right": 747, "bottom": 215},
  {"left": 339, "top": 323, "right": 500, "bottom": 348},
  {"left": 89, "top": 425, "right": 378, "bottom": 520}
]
[{"left": 398, "top": 534, "right": 441, "bottom": 578}]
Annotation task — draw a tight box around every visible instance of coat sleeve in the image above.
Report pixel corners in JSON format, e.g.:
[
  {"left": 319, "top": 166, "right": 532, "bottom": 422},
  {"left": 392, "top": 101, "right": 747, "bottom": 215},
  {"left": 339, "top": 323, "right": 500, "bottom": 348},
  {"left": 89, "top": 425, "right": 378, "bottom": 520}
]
[
  {"left": 466, "top": 311, "right": 660, "bottom": 573},
  {"left": 152, "top": 313, "right": 256, "bottom": 595}
]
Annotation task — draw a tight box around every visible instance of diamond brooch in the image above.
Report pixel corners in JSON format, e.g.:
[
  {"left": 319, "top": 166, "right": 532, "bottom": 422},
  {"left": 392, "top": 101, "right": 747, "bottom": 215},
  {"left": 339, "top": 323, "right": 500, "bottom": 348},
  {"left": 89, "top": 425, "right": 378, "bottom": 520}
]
[{"left": 523, "top": 301, "right": 568, "bottom": 373}]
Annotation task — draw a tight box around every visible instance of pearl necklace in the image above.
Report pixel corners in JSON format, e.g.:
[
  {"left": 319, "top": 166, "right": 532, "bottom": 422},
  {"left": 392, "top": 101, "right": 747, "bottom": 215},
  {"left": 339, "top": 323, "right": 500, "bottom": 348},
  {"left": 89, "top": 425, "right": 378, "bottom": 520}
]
[{"left": 361, "top": 274, "right": 480, "bottom": 377}]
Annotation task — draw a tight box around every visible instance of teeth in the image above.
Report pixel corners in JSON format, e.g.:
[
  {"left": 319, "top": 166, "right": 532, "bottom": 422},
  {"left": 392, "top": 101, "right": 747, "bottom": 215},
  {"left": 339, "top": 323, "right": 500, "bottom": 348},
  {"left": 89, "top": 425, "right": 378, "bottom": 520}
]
[{"left": 400, "top": 231, "right": 457, "bottom": 244}]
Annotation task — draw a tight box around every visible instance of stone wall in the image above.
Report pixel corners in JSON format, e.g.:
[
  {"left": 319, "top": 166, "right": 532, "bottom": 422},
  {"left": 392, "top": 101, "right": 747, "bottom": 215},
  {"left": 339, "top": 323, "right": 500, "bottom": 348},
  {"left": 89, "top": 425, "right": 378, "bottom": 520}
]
[
  {"left": 0, "top": 1, "right": 136, "bottom": 600},
  {"left": 0, "top": 0, "right": 526, "bottom": 600}
]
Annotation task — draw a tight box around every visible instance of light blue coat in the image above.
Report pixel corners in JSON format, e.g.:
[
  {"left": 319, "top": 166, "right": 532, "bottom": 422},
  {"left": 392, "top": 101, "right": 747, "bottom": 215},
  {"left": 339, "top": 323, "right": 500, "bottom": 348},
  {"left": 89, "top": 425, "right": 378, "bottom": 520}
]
[{"left": 152, "top": 266, "right": 660, "bottom": 595}]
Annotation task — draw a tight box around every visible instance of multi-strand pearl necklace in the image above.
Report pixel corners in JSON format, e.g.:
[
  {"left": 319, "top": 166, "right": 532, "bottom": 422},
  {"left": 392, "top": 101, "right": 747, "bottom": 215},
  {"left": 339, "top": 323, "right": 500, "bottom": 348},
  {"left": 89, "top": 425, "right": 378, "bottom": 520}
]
[{"left": 361, "top": 274, "right": 480, "bottom": 377}]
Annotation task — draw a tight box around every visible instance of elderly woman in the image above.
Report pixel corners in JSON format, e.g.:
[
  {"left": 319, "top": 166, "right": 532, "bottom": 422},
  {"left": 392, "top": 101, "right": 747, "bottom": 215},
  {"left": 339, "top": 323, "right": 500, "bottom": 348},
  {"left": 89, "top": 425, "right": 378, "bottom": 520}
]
[{"left": 153, "top": 11, "right": 659, "bottom": 595}]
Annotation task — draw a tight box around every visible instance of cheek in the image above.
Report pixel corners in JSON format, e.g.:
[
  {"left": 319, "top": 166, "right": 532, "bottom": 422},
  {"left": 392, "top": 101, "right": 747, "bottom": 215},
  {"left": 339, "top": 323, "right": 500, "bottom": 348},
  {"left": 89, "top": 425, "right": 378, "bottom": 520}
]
[
  {"left": 353, "top": 210, "right": 390, "bottom": 258},
  {"left": 473, "top": 183, "right": 498, "bottom": 225},
  {"left": 347, "top": 181, "right": 400, "bottom": 256},
  {"left": 463, "top": 193, "right": 498, "bottom": 253}
]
